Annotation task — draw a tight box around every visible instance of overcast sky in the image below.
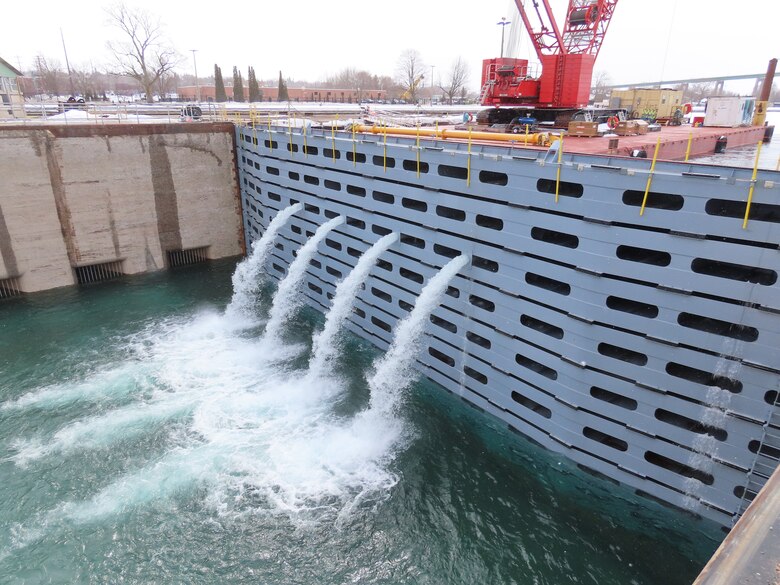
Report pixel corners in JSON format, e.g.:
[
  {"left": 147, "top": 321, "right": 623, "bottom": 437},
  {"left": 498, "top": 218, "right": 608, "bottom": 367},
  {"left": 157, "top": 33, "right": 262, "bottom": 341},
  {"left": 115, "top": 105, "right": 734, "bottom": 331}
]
[{"left": 2, "top": 0, "right": 778, "bottom": 92}]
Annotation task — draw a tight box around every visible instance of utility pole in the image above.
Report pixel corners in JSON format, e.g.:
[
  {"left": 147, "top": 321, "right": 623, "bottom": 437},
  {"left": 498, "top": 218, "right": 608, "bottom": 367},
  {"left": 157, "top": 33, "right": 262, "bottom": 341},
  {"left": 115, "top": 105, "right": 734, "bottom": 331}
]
[
  {"left": 190, "top": 49, "right": 200, "bottom": 103},
  {"left": 430, "top": 64, "right": 436, "bottom": 105},
  {"left": 497, "top": 17, "right": 511, "bottom": 59},
  {"left": 60, "top": 28, "right": 76, "bottom": 97}
]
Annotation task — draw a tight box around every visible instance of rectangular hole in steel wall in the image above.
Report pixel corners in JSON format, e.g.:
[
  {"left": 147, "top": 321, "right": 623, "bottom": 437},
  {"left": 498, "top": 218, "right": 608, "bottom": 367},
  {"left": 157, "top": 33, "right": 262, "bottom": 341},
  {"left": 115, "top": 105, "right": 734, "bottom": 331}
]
[
  {"left": 400, "top": 234, "right": 425, "bottom": 249},
  {"left": 305, "top": 203, "right": 320, "bottom": 214},
  {"left": 606, "top": 296, "right": 658, "bottom": 318},
  {"left": 371, "top": 287, "right": 392, "bottom": 303},
  {"left": 466, "top": 331, "right": 491, "bottom": 349},
  {"left": 436, "top": 205, "right": 466, "bottom": 221},
  {"left": 691, "top": 258, "right": 777, "bottom": 285},
  {"left": 268, "top": 192, "right": 281, "bottom": 202},
  {"left": 347, "top": 217, "right": 366, "bottom": 229},
  {"left": 476, "top": 215, "right": 503, "bottom": 230},
  {"left": 307, "top": 282, "right": 323, "bottom": 295},
  {"left": 531, "top": 226, "right": 579, "bottom": 249},
  {"left": 372, "top": 224, "right": 392, "bottom": 236},
  {"left": 430, "top": 314, "right": 457, "bottom": 333},
  {"left": 403, "top": 160, "right": 429, "bottom": 173},
  {"left": 272, "top": 263, "right": 285, "bottom": 274},
  {"left": 275, "top": 243, "right": 284, "bottom": 251},
  {"left": 598, "top": 343, "right": 647, "bottom": 366},
  {"left": 464, "top": 366, "right": 488, "bottom": 384},
  {"left": 309, "top": 258, "right": 321, "bottom": 269},
  {"left": 525, "top": 272, "right": 571, "bottom": 295},
  {"left": 583, "top": 427, "right": 628, "bottom": 452},
  {"left": 515, "top": 354, "right": 557, "bottom": 380},
  {"left": 347, "top": 151, "right": 367, "bottom": 163},
  {"left": 266, "top": 166, "right": 280, "bottom": 175},
  {"left": 537, "top": 178, "right": 583, "bottom": 198},
  {"left": 304, "top": 175, "right": 320, "bottom": 185},
  {"left": 324, "top": 209, "right": 338, "bottom": 219},
  {"left": 372, "top": 155, "right": 395, "bottom": 168},
  {"left": 667, "top": 360, "right": 744, "bottom": 392},
  {"left": 402, "top": 197, "right": 428, "bottom": 212},
  {"left": 472, "top": 256, "right": 498, "bottom": 273},
  {"left": 347, "top": 247, "right": 362, "bottom": 258},
  {"left": 469, "top": 294, "right": 495, "bottom": 312},
  {"left": 288, "top": 171, "right": 300, "bottom": 181},
  {"left": 324, "top": 179, "right": 341, "bottom": 191},
  {"left": 705, "top": 198, "right": 780, "bottom": 223},
  {"left": 511, "top": 391, "right": 552, "bottom": 418},
  {"left": 438, "top": 164, "right": 468, "bottom": 180},
  {"left": 373, "top": 191, "right": 394, "bottom": 204},
  {"left": 264, "top": 140, "right": 279, "bottom": 149},
  {"left": 677, "top": 312, "right": 758, "bottom": 342},
  {"left": 590, "top": 386, "right": 637, "bottom": 410},
  {"left": 429, "top": 346, "right": 455, "bottom": 367},
  {"left": 323, "top": 148, "right": 341, "bottom": 160},
  {"left": 325, "top": 238, "right": 342, "bottom": 251},
  {"left": 353, "top": 307, "right": 366, "bottom": 318},
  {"left": 616, "top": 245, "right": 671, "bottom": 266},
  {"left": 303, "top": 145, "right": 319, "bottom": 156},
  {"left": 371, "top": 316, "right": 392, "bottom": 332},
  {"left": 286, "top": 143, "right": 299, "bottom": 153},
  {"left": 398, "top": 299, "right": 413, "bottom": 312},
  {"left": 326, "top": 266, "right": 343, "bottom": 279},
  {"left": 434, "top": 243, "right": 460, "bottom": 258},
  {"left": 347, "top": 184, "right": 366, "bottom": 197},
  {"left": 400, "top": 267, "right": 424, "bottom": 284},
  {"left": 520, "top": 314, "right": 564, "bottom": 339},
  {"left": 655, "top": 409, "right": 727, "bottom": 441},
  {"left": 446, "top": 286, "right": 459, "bottom": 298},
  {"left": 644, "top": 451, "right": 714, "bottom": 485},
  {"left": 623, "top": 190, "right": 683, "bottom": 210},
  {"left": 478, "top": 170, "right": 508, "bottom": 185},
  {"left": 377, "top": 259, "right": 392, "bottom": 271}
]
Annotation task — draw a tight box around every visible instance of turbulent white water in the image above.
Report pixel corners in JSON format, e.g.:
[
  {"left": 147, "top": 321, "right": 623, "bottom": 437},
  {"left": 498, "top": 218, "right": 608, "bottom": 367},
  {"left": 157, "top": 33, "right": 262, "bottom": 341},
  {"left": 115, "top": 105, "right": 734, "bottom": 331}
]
[
  {"left": 227, "top": 203, "right": 303, "bottom": 319},
  {"left": 367, "top": 255, "right": 469, "bottom": 418},
  {"left": 308, "top": 233, "right": 398, "bottom": 376},
  {"left": 263, "top": 215, "right": 345, "bottom": 341}
]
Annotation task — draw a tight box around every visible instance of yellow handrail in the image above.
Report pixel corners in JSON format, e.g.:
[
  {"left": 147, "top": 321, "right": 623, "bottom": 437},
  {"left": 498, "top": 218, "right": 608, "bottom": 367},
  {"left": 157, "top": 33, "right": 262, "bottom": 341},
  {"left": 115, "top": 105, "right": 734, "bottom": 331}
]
[
  {"left": 743, "top": 141, "right": 764, "bottom": 229},
  {"left": 639, "top": 136, "right": 662, "bottom": 216}
]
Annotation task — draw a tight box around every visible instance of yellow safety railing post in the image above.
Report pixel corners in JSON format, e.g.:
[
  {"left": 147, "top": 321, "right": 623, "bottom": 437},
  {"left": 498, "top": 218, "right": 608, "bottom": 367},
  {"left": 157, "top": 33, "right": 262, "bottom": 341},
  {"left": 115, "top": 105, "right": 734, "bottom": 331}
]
[
  {"left": 253, "top": 125, "right": 257, "bottom": 147},
  {"left": 639, "top": 137, "right": 662, "bottom": 216},
  {"left": 267, "top": 117, "right": 273, "bottom": 151},
  {"left": 775, "top": 154, "right": 779, "bottom": 172},
  {"left": 383, "top": 122, "right": 388, "bottom": 172},
  {"left": 416, "top": 123, "right": 421, "bottom": 178},
  {"left": 467, "top": 128, "right": 472, "bottom": 187},
  {"left": 352, "top": 123, "right": 357, "bottom": 166},
  {"left": 555, "top": 134, "right": 564, "bottom": 203},
  {"left": 743, "top": 140, "right": 764, "bottom": 229},
  {"left": 303, "top": 119, "right": 308, "bottom": 157},
  {"left": 288, "top": 115, "right": 294, "bottom": 157},
  {"left": 684, "top": 132, "right": 693, "bottom": 162},
  {"left": 331, "top": 115, "right": 337, "bottom": 163},
  {"left": 525, "top": 124, "right": 529, "bottom": 145},
  {"left": 435, "top": 121, "right": 439, "bottom": 146}
]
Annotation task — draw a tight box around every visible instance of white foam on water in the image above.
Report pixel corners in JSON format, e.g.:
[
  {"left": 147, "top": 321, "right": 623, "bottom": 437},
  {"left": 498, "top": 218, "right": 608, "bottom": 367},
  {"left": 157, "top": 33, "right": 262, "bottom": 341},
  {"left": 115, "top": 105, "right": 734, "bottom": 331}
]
[
  {"left": 263, "top": 215, "right": 345, "bottom": 341},
  {"left": 226, "top": 202, "right": 303, "bottom": 319},
  {"left": 367, "top": 255, "right": 469, "bottom": 417},
  {"left": 308, "top": 232, "right": 398, "bottom": 376}
]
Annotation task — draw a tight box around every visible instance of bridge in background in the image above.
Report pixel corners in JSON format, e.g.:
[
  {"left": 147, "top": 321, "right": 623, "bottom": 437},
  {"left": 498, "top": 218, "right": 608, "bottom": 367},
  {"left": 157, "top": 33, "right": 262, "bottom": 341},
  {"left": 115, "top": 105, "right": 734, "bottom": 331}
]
[{"left": 603, "top": 71, "right": 780, "bottom": 95}]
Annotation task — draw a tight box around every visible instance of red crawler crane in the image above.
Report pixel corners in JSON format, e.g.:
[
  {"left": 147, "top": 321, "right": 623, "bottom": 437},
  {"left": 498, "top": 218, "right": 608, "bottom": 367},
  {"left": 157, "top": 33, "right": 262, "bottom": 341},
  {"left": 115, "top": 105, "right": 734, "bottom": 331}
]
[{"left": 481, "top": 0, "right": 618, "bottom": 109}]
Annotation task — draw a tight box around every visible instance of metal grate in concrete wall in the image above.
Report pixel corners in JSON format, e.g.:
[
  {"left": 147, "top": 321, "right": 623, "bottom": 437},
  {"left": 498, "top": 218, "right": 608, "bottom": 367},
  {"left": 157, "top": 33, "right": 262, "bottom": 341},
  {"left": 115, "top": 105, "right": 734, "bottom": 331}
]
[
  {"left": 0, "top": 277, "right": 21, "bottom": 299},
  {"left": 74, "top": 261, "right": 124, "bottom": 285},
  {"left": 167, "top": 246, "right": 209, "bottom": 268}
]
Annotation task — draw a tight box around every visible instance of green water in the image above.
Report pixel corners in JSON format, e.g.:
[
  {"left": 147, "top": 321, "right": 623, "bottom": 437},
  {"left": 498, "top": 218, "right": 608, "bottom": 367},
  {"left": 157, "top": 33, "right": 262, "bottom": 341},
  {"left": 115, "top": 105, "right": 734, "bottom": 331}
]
[{"left": 0, "top": 260, "right": 721, "bottom": 584}]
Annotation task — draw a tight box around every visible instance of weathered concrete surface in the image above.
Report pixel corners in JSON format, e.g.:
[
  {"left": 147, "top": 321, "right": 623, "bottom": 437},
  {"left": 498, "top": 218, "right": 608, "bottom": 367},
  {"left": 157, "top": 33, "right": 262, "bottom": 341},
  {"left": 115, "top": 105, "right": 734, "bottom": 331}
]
[
  {"left": 0, "top": 123, "right": 243, "bottom": 292},
  {"left": 693, "top": 464, "right": 780, "bottom": 585}
]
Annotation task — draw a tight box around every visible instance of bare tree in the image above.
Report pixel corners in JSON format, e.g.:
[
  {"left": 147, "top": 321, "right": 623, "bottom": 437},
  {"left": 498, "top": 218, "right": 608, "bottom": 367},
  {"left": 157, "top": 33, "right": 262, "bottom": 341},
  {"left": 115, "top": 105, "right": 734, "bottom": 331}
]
[
  {"left": 106, "top": 4, "right": 179, "bottom": 103},
  {"left": 34, "top": 55, "right": 65, "bottom": 97},
  {"left": 396, "top": 49, "right": 425, "bottom": 103},
  {"left": 440, "top": 57, "right": 469, "bottom": 104}
]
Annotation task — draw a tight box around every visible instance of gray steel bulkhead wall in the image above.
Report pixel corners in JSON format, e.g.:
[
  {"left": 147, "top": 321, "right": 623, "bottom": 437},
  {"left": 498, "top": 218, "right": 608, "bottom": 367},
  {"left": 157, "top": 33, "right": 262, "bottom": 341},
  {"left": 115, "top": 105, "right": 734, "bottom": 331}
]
[{"left": 235, "top": 124, "right": 780, "bottom": 526}]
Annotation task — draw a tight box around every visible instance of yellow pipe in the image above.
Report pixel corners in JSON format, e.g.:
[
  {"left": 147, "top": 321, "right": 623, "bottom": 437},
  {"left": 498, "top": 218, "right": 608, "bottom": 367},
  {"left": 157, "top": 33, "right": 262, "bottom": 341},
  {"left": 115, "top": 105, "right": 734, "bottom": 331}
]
[
  {"left": 743, "top": 141, "right": 763, "bottom": 229},
  {"left": 352, "top": 124, "right": 552, "bottom": 145},
  {"left": 639, "top": 137, "right": 662, "bottom": 216}
]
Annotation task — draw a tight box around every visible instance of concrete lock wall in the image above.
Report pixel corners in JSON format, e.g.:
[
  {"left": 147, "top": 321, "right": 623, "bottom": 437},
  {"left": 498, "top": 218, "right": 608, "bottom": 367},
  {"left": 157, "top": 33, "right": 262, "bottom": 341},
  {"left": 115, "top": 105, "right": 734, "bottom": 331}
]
[{"left": 0, "top": 123, "right": 244, "bottom": 292}]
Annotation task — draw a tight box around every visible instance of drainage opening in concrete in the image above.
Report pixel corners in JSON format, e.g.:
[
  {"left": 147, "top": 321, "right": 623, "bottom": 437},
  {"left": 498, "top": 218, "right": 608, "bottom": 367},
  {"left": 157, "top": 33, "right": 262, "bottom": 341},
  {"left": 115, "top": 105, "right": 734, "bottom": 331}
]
[
  {"left": 0, "top": 277, "right": 22, "bottom": 299},
  {"left": 167, "top": 246, "right": 209, "bottom": 268},
  {"left": 74, "top": 261, "right": 124, "bottom": 285}
]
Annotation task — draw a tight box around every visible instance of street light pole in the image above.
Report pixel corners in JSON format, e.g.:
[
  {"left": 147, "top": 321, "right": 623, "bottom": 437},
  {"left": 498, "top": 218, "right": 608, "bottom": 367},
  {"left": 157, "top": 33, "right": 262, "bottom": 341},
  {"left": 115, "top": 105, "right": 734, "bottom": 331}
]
[
  {"left": 190, "top": 49, "right": 200, "bottom": 103},
  {"left": 430, "top": 65, "right": 436, "bottom": 105},
  {"left": 497, "top": 17, "right": 511, "bottom": 59}
]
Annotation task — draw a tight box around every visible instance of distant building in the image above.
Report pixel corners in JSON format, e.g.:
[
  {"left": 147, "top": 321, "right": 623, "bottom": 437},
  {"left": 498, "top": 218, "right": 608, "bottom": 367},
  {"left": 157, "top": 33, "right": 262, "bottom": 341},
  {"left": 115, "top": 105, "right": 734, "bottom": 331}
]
[
  {"left": 0, "top": 56, "right": 24, "bottom": 118},
  {"left": 178, "top": 85, "right": 386, "bottom": 103}
]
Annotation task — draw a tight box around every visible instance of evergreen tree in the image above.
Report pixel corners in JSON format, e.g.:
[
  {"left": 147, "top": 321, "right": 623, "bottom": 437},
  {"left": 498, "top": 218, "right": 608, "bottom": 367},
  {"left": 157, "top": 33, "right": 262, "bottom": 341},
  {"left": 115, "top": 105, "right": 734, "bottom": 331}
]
[
  {"left": 233, "top": 66, "right": 245, "bottom": 102},
  {"left": 248, "top": 66, "right": 262, "bottom": 103},
  {"left": 277, "top": 70, "right": 289, "bottom": 102},
  {"left": 214, "top": 65, "right": 227, "bottom": 102}
]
